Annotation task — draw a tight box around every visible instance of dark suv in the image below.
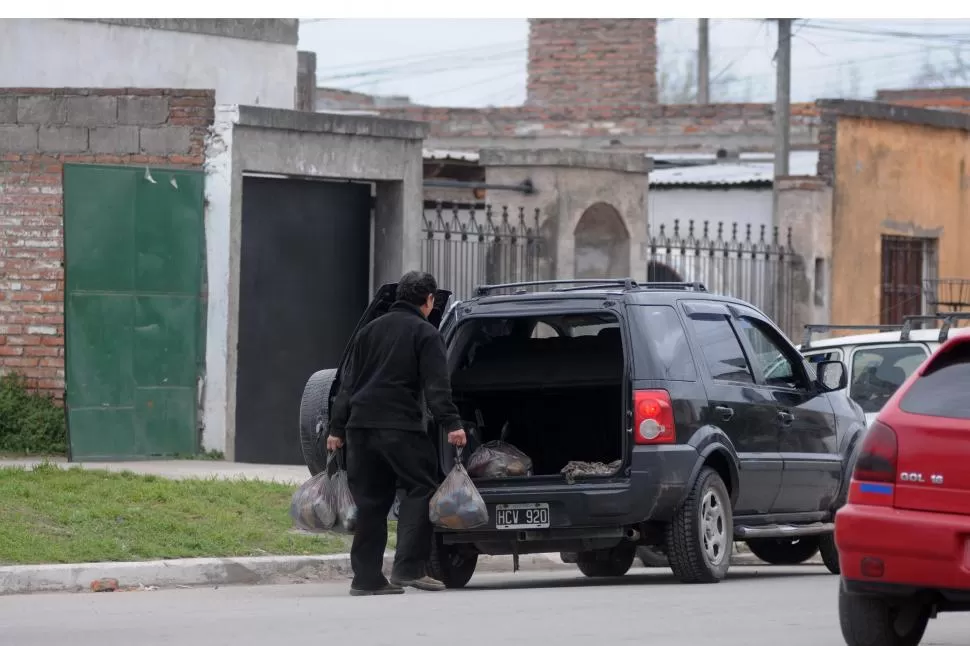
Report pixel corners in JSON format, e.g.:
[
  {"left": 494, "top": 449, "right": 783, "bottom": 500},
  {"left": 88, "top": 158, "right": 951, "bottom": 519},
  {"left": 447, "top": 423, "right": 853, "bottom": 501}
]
[{"left": 299, "top": 279, "right": 867, "bottom": 587}]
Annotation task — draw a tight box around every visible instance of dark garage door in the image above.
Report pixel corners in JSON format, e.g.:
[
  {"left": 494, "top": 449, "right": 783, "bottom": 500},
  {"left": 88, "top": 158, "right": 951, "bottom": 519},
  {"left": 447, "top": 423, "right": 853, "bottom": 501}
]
[{"left": 236, "top": 177, "right": 372, "bottom": 464}]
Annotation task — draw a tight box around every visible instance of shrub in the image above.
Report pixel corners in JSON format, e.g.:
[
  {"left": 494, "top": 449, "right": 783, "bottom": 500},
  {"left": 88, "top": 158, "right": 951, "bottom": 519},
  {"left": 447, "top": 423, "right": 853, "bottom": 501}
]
[{"left": 0, "top": 373, "right": 66, "bottom": 455}]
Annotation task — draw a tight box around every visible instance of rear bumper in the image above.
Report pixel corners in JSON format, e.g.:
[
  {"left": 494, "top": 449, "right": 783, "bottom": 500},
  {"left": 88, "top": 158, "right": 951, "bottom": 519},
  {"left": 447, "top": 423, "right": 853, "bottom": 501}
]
[
  {"left": 437, "top": 444, "right": 697, "bottom": 548},
  {"left": 836, "top": 503, "right": 970, "bottom": 595}
]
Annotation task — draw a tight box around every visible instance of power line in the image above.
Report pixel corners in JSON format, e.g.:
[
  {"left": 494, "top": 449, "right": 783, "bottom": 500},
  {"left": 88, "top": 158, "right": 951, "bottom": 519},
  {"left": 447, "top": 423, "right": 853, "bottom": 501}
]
[
  {"left": 320, "top": 48, "right": 525, "bottom": 84},
  {"left": 315, "top": 40, "right": 525, "bottom": 77}
]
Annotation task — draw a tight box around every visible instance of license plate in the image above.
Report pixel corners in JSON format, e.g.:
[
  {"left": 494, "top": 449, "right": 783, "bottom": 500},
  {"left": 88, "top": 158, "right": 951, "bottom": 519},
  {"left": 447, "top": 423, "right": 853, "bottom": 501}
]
[{"left": 495, "top": 503, "right": 550, "bottom": 530}]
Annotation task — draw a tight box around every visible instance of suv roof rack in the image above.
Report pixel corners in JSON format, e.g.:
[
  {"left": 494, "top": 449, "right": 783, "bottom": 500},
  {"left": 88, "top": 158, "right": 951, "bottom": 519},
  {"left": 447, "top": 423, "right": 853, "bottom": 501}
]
[
  {"left": 474, "top": 279, "right": 709, "bottom": 297},
  {"left": 901, "top": 312, "right": 970, "bottom": 343},
  {"left": 475, "top": 278, "right": 638, "bottom": 296},
  {"left": 801, "top": 324, "right": 902, "bottom": 350}
]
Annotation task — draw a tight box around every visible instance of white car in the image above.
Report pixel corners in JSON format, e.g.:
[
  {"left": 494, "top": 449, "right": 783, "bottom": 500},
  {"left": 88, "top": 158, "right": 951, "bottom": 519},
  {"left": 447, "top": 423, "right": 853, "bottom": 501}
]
[{"left": 795, "top": 314, "right": 970, "bottom": 427}]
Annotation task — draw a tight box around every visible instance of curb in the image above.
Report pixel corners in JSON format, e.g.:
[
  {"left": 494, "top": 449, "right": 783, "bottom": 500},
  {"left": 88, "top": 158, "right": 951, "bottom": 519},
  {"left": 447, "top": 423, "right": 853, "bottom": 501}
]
[{"left": 0, "top": 550, "right": 821, "bottom": 596}]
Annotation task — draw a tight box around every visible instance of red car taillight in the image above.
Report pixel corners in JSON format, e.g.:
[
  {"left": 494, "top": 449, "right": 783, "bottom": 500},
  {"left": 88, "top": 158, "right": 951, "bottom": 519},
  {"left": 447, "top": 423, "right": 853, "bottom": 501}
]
[
  {"left": 853, "top": 421, "right": 898, "bottom": 483},
  {"left": 634, "top": 390, "right": 676, "bottom": 445}
]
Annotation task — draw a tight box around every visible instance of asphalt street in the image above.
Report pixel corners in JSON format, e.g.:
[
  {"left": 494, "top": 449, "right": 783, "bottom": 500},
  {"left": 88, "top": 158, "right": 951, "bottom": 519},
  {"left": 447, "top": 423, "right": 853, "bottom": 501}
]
[{"left": 2, "top": 566, "right": 968, "bottom": 646}]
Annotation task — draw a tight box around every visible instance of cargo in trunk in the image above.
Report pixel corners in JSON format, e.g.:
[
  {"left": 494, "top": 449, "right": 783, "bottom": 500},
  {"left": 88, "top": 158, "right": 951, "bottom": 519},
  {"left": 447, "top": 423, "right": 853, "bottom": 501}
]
[{"left": 447, "top": 312, "right": 625, "bottom": 479}]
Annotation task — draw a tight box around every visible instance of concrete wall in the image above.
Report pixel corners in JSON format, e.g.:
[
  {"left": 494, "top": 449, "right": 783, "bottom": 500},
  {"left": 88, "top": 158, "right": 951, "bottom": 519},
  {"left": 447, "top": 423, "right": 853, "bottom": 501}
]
[
  {"left": 777, "top": 178, "right": 833, "bottom": 334},
  {"left": 0, "top": 87, "right": 214, "bottom": 399},
  {"left": 0, "top": 19, "right": 297, "bottom": 109},
  {"left": 202, "top": 107, "right": 428, "bottom": 457},
  {"left": 481, "top": 149, "right": 651, "bottom": 282},
  {"left": 825, "top": 112, "right": 970, "bottom": 326},
  {"left": 648, "top": 187, "right": 773, "bottom": 235}
]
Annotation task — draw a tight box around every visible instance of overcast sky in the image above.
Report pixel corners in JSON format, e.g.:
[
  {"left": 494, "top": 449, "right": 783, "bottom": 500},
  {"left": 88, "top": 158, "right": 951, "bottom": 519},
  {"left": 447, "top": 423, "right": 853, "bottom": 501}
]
[{"left": 298, "top": 19, "right": 970, "bottom": 107}]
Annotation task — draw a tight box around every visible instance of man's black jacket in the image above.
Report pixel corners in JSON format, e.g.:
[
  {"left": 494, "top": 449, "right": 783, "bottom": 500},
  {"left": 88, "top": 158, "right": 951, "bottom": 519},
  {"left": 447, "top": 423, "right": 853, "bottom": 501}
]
[{"left": 328, "top": 301, "right": 463, "bottom": 439}]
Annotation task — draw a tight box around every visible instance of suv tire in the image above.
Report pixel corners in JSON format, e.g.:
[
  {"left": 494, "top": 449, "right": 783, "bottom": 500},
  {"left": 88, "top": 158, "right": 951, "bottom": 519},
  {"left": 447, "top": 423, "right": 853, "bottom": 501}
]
[
  {"left": 839, "top": 584, "right": 930, "bottom": 646},
  {"left": 666, "top": 467, "right": 733, "bottom": 584},
  {"left": 819, "top": 533, "right": 840, "bottom": 574},
  {"left": 428, "top": 537, "right": 478, "bottom": 589},
  {"left": 746, "top": 537, "right": 820, "bottom": 565},
  {"left": 299, "top": 369, "right": 337, "bottom": 476},
  {"left": 577, "top": 543, "right": 636, "bottom": 578}
]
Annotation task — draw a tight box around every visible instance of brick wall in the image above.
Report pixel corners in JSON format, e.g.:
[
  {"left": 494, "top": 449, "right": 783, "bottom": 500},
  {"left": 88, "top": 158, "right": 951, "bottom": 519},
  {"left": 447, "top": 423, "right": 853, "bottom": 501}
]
[
  {"left": 0, "top": 87, "right": 214, "bottom": 399},
  {"left": 377, "top": 101, "right": 820, "bottom": 142},
  {"left": 527, "top": 19, "right": 658, "bottom": 107}
]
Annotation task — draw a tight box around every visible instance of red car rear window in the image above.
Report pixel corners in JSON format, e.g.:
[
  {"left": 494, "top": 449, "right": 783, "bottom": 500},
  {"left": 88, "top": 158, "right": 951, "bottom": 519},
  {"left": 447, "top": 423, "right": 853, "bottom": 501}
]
[{"left": 899, "top": 341, "right": 970, "bottom": 420}]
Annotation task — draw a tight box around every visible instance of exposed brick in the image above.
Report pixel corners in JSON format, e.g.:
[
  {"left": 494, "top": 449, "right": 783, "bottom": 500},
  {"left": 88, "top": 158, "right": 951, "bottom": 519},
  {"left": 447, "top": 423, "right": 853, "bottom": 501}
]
[
  {"left": 118, "top": 97, "right": 169, "bottom": 125},
  {"left": 0, "top": 125, "right": 38, "bottom": 152},
  {"left": 65, "top": 96, "right": 117, "bottom": 126},
  {"left": 89, "top": 126, "right": 139, "bottom": 154},
  {"left": 38, "top": 126, "right": 88, "bottom": 153},
  {"left": 17, "top": 96, "right": 67, "bottom": 124},
  {"left": 139, "top": 127, "right": 192, "bottom": 154}
]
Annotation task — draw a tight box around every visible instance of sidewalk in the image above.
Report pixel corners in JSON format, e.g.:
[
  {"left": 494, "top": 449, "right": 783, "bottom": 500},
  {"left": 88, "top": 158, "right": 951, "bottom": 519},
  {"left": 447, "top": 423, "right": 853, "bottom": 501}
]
[{"left": 0, "top": 457, "right": 308, "bottom": 485}]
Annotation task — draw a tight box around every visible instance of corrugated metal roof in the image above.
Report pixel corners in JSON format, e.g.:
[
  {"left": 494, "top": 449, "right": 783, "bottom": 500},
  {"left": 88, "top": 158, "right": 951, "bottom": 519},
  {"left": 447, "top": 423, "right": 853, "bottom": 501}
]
[
  {"left": 423, "top": 149, "right": 480, "bottom": 162},
  {"left": 649, "top": 151, "right": 819, "bottom": 187}
]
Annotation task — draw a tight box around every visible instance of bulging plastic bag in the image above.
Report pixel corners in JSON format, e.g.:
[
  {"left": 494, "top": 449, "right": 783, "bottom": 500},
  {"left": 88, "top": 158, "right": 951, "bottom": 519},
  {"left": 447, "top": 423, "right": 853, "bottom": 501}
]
[
  {"left": 290, "top": 469, "right": 337, "bottom": 532},
  {"left": 429, "top": 449, "right": 489, "bottom": 530},
  {"left": 331, "top": 467, "right": 358, "bottom": 534},
  {"left": 467, "top": 440, "right": 533, "bottom": 479},
  {"left": 290, "top": 451, "right": 358, "bottom": 534}
]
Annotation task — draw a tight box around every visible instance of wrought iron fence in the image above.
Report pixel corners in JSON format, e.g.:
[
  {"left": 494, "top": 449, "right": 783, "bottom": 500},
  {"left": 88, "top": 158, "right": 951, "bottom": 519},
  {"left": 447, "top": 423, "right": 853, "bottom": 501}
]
[
  {"left": 646, "top": 219, "right": 797, "bottom": 334},
  {"left": 421, "top": 203, "right": 544, "bottom": 300}
]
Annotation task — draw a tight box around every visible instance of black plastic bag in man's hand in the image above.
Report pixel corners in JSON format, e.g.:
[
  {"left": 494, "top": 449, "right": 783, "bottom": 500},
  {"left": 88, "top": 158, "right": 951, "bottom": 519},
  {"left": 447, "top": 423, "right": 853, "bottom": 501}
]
[{"left": 429, "top": 447, "right": 489, "bottom": 530}]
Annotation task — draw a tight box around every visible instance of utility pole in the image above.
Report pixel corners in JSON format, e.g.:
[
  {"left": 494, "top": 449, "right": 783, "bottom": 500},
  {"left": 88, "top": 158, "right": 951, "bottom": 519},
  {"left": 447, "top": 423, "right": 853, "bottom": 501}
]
[
  {"left": 773, "top": 18, "right": 793, "bottom": 227},
  {"left": 697, "top": 19, "right": 710, "bottom": 104}
]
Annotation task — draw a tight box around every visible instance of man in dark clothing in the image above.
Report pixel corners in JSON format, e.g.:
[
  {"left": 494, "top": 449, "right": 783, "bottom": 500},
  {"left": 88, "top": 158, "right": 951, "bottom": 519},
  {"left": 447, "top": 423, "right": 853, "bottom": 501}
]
[{"left": 327, "top": 271, "right": 466, "bottom": 596}]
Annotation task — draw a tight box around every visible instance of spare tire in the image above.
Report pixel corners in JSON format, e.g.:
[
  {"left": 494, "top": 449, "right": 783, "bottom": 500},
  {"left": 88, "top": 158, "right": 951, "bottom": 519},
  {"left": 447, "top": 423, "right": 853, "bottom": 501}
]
[{"left": 299, "top": 369, "right": 337, "bottom": 476}]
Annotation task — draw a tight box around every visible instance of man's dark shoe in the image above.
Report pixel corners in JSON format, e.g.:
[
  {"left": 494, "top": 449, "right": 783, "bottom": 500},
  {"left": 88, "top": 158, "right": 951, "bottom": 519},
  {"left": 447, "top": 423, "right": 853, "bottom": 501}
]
[
  {"left": 389, "top": 575, "right": 446, "bottom": 592},
  {"left": 349, "top": 582, "right": 405, "bottom": 596}
]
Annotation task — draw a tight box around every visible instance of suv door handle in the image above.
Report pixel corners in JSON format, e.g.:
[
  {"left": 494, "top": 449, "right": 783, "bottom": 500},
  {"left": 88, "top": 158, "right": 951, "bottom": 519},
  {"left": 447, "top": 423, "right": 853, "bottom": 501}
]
[
  {"left": 714, "top": 406, "right": 735, "bottom": 422},
  {"left": 777, "top": 411, "right": 795, "bottom": 426}
]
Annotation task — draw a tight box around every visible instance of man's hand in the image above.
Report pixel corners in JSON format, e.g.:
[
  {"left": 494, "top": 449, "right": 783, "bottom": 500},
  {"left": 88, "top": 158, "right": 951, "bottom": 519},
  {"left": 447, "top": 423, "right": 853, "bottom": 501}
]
[
  {"left": 327, "top": 434, "right": 344, "bottom": 451},
  {"left": 447, "top": 429, "right": 467, "bottom": 448}
]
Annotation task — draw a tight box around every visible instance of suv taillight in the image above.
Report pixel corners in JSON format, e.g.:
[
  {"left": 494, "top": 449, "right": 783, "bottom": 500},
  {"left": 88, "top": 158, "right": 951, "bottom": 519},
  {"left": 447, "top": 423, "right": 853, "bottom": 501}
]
[
  {"left": 853, "top": 421, "right": 898, "bottom": 483},
  {"left": 634, "top": 390, "right": 676, "bottom": 445}
]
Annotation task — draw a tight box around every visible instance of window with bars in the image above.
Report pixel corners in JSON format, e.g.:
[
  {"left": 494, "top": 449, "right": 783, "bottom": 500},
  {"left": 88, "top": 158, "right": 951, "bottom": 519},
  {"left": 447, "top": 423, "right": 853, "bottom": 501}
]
[{"left": 880, "top": 235, "right": 938, "bottom": 325}]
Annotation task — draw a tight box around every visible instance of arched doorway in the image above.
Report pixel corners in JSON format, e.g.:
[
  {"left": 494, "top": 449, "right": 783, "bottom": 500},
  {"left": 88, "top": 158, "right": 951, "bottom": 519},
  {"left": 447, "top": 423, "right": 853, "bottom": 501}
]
[{"left": 574, "top": 202, "right": 630, "bottom": 279}]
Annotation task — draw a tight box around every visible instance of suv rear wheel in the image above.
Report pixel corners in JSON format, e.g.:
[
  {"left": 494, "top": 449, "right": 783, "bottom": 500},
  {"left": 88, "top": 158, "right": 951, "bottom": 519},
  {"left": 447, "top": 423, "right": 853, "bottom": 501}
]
[
  {"left": 747, "top": 537, "right": 820, "bottom": 565},
  {"left": 577, "top": 543, "right": 636, "bottom": 578},
  {"left": 839, "top": 585, "right": 931, "bottom": 646},
  {"left": 666, "top": 467, "right": 733, "bottom": 583}
]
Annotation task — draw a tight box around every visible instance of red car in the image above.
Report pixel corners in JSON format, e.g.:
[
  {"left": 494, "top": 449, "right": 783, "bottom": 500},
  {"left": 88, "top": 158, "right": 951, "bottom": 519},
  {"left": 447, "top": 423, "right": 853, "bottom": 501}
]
[{"left": 836, "top": 332, "right": 970, "bottom": 646}]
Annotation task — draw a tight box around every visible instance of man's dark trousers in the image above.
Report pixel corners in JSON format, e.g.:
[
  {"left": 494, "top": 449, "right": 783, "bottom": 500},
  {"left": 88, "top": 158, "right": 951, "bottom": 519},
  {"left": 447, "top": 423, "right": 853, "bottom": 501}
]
[{"left": 346, "top": 427, "right": 439, "bottom": 590}]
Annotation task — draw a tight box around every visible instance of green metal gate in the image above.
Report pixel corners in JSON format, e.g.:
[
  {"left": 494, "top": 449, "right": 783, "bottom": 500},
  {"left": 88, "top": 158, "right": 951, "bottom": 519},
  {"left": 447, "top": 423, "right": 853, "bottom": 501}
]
[{"left": 63, "top": 164, "right": 204, "bottom": 460}]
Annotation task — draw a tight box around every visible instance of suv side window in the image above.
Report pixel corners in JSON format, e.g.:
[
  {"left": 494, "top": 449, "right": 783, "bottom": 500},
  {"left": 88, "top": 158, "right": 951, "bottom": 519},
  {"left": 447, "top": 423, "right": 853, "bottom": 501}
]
[
  {"left": 850, "top": 344, "right": 929, "bottom": 414},
  {"left": 687, "top": 314, "right": 755, "bottom": 384},
  {"left": 735, "top": 316, "right": 805, "bottom": 389},
  {"left": 630, "top": 305, "right": 697, "bottom": 381}
]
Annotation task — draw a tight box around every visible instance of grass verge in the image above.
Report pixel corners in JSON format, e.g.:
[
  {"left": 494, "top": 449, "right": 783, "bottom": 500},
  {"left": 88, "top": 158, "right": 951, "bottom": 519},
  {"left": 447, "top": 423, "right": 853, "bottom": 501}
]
[{"left": 0, "top": 463, "right": 374, "bottom": 566}]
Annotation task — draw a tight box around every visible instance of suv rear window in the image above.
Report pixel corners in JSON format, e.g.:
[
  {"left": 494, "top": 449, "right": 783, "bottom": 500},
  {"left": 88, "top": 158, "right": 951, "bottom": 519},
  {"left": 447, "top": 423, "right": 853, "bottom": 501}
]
[
  {"left": 850, "top": 345, "right": 928, "bottom": 414},
  {"left": 688, "top": 314, "right": 754, "bottom": 384},
  {"left": 899, "top": 341, "right": 970, "bottom": 420}
]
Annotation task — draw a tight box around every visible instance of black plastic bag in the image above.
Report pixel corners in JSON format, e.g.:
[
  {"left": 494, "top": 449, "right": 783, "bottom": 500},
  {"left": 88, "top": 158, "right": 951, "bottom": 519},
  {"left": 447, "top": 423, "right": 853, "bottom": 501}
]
[
  {"left": 467, "top": 440, "right": 533, "bottom": 479},
  {"left": 429, "top": 448, "right": 489, "bottom": 530}
]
